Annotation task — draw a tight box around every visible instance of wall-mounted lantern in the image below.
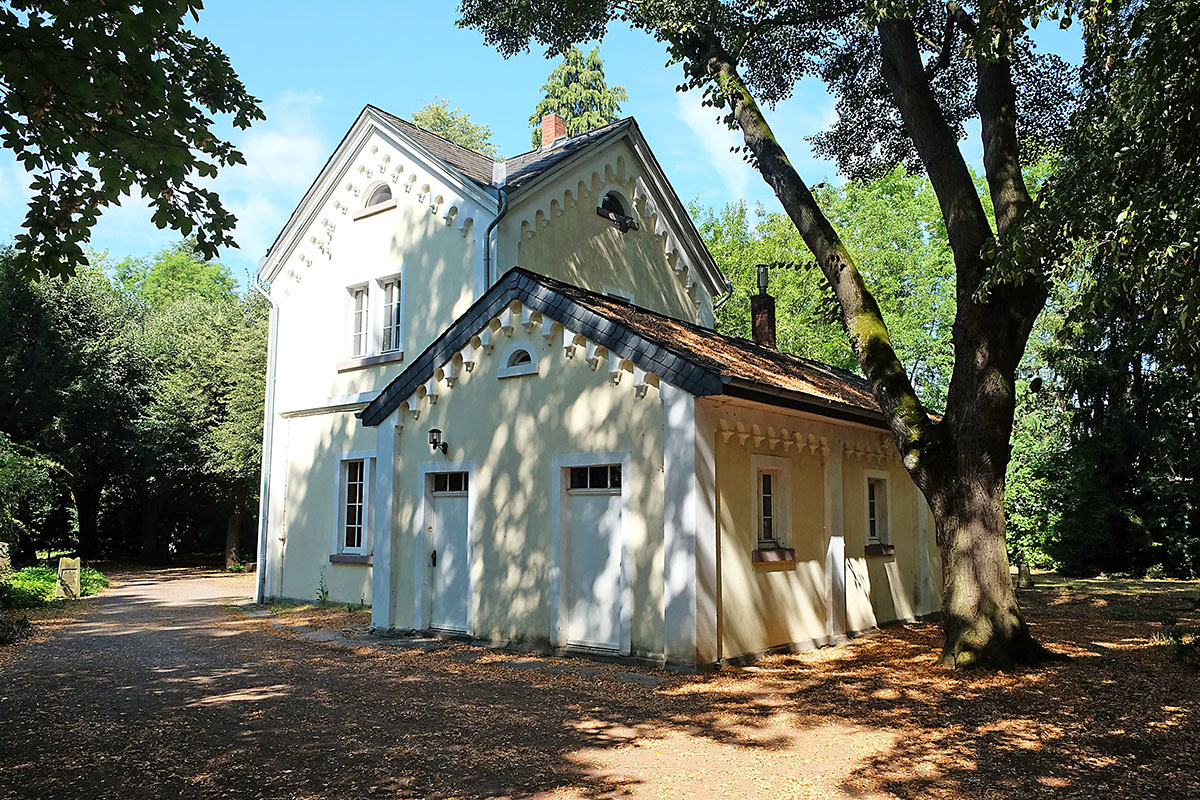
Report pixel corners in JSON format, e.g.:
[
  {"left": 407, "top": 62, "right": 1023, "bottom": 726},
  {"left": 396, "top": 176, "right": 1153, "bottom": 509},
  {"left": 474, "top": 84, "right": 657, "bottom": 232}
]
[{"left": 429, "top": 428, "right": 448, "bottom": 455}]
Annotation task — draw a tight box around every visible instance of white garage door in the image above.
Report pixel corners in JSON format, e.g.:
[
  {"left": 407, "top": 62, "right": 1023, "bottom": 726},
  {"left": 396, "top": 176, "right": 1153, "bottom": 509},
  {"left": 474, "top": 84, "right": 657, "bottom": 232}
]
[{"left": 564, "top": 464, "right": 623, "bottom": 650}]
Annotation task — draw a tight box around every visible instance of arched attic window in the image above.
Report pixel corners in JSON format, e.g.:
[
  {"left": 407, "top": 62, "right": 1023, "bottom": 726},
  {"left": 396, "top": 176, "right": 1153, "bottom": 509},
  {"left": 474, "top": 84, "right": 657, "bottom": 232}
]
[
  {"left": 353, "top": 182, "right": 396, "bottom": 220},
  {"left": 366, "top": 183, "right": 393, "bottom": 207},
  {"left": 497, "top": 342, "right": 538, "bottom": 379},
  {"left": 597, "top": 191, "right": 638, "bottom": 232}
]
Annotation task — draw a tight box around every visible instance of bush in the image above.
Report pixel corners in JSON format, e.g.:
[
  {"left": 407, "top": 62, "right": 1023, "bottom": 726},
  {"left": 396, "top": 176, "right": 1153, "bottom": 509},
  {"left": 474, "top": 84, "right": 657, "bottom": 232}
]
[
  {"left": 1158, "top": 627, "right": 1200, "bottom": 671},
  {"left": 0, "top": 611, "right": 34, "bottom": 645},
  {"left": 1, "top": 564, "right": 109, "bottom": 608}
]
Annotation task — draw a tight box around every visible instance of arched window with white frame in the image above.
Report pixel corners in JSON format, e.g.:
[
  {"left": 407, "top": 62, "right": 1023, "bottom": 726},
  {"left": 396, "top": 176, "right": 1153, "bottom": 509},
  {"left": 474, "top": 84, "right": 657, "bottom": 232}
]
[{"left": 497, "top": 342, "right": 539, "bottom": 378}]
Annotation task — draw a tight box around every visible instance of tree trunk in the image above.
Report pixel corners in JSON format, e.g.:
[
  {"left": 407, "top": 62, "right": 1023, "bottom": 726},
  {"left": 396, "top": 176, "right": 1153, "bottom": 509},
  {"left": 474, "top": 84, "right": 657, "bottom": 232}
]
[
  {"left": 930, "top": 466, "right": 1047, "bottom": 668},
  {"left": 74, "top": 483, "right": 102, "bottom": 560},
  {"left": 692, "top": 31, "right": 1054, "bottom": 668},
  {"left": 139, "top": 497, "right": 164, "bottom": 563},
  {"left": 224, "top": 507, "right": 243, "bottom": 568}
]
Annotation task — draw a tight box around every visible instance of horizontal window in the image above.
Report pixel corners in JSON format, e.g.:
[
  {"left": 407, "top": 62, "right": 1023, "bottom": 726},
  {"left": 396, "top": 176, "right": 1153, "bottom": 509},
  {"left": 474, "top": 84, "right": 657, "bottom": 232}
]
[
  {"left": 568, "top": 464, "right": 621, "bottom": 492},
  {"left": 432, "top": 471, "right": 468, "bottom": 494}
]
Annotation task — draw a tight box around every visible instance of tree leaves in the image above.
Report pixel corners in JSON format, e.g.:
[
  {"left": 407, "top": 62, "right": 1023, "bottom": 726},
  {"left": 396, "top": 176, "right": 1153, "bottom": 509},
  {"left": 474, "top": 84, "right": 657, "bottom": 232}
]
[
  {"left": 528, "top": 46, "right": 627, "bottom": 147},
  {"left": 0, "top": 0, "right": 263, "bottom": 278}
]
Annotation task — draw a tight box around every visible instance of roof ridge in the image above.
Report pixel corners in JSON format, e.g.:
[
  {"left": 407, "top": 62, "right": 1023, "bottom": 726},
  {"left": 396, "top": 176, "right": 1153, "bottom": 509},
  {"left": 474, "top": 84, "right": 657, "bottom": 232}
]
[
  {"left": 368, "top": 104, "right": 498, "bottom": 166},
  {"left": 505, "top": 116, "right": 635, "bottom": 163}
]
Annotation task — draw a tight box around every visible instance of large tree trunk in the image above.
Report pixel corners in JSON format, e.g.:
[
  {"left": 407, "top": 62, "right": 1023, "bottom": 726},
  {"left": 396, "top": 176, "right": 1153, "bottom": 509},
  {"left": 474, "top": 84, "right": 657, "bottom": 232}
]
[{"left": 692, "top": 27, "right": 1052, "bottom": 668}]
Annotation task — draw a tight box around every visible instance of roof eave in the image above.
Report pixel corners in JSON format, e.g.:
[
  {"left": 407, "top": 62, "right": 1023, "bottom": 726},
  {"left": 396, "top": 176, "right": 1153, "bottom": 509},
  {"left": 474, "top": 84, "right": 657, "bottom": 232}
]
[
  {"left": 720, "top": 377, "right": 891, "bottom": 431},
  {"left": 258, "top": 106, "right": 500, "bottom": 283}
]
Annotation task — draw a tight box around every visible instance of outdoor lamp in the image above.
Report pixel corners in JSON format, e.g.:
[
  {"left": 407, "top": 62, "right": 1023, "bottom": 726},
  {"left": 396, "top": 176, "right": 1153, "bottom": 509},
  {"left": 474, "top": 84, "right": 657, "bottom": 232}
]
[{"left": 429, "top": 428, "right": 448, "bottom": 455}]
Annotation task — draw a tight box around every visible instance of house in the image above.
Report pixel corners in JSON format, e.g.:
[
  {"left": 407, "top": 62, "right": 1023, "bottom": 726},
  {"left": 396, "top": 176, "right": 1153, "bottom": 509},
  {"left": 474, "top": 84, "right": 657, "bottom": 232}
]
[{"left": 254, "top": 107, "right": 941, "bottom": 667}]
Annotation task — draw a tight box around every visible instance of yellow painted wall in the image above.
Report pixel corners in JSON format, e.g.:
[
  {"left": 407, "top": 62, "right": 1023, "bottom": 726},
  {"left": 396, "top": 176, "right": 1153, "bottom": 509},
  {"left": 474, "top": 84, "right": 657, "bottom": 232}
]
[
  {"left": 277, "top": 411, "right": 378, "bottom": 605},
  {"left": 711, "top": 400, "right": 941, "bottom": 661},
  {"left": 382, "top": 319, "right": 668, "bottom": 656},
  {"left": 507, "top": 140, "right": 712, "bottom": 326}
]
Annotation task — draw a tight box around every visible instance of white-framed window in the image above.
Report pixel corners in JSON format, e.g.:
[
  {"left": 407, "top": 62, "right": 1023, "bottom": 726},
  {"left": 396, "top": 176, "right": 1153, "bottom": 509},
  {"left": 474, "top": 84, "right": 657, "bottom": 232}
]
[
  {"left": 566, "top": 464, "right": 622, "bottom": 494},
  {"left": 380, "top": 276, "right": 402, "bottom": 353},
  {"left": 497, "top": 342, "right": 538, "bottom": 379},
  {"left": 336, "top": 455, "right": 374, "bottom": 555},
  {"left": 867, "top": 473, "right": 890, "bottom": 545},
  {"left": 348, "top": 284, "right": 369, "bottom": 357},
  {"left": 750, "top": 454, "right": 791, "bottom": 550},
  {"left": 430, "top": 471, "right": 469, "bottom": 495},
  {"left": 365, "top": 183, "right": 392, "bottom": 208}
]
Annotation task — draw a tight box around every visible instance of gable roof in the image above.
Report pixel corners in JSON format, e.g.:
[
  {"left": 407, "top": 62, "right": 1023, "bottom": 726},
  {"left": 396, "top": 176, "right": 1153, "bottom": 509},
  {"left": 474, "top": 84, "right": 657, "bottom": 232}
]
[
  {"left": 369, "top": 105, "right": 497, "bottom": 188},
  {"left": 359, "top": 268, "right": 889, "bottom": 430},
  {"left": 260, "top": 106, "right": 725, "bottom": 295}
]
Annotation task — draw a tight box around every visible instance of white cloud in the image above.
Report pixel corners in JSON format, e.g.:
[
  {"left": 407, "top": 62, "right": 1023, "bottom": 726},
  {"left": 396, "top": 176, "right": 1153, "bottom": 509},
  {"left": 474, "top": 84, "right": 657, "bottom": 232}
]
[
  {"left": 214, "top": 89, "right": 328, "bottom": 267},
  {"left": 674, "top": 90, "right": 754, "bottom": 202}
]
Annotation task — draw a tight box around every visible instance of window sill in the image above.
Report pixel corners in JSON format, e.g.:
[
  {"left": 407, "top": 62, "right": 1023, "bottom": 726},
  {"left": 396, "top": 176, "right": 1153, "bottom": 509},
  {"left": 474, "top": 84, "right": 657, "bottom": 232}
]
[
  {"left": 337, "top": 350, "right": 404, "bottom": 372},
  {"left": 751, "top": 547, "right": 795, "bottom": 564},
  {"left": 352, "top": 198, "right": 397, "bottom": 220},
  {"left": 329, "top": 553, "right": 373, "bottom": 566},
  {"left": 865, "top": 543, "right": 895, "bottom": 557}
]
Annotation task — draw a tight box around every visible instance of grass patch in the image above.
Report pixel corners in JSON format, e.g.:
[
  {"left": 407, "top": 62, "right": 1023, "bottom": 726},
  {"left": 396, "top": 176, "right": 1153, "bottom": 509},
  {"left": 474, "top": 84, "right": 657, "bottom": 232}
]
[
  {"left": 1104, "top": 602, "right": 1179, "bottom": 625},
  {"left": 1, "top": 565, "right": 109, "bottom": 609}
]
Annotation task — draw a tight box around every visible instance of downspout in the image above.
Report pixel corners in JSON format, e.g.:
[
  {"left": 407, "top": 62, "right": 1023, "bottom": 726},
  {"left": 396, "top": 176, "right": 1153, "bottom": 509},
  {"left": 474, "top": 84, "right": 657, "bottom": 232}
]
[
  {"left": 712, "top": 277, "right": 735, "bottom": 312},
  {"left": 252, "top": 275, "right": 280, "bottom": 604},
  {"left": 482, "top": 161, "right": 508, "bottom": 286}
]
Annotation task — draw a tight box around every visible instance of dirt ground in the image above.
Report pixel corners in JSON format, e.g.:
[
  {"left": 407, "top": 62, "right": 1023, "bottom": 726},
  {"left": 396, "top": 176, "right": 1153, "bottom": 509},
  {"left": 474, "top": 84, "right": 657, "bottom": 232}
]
[{"left": 1, "top": 567, "right": 1197, "bottom": 800}]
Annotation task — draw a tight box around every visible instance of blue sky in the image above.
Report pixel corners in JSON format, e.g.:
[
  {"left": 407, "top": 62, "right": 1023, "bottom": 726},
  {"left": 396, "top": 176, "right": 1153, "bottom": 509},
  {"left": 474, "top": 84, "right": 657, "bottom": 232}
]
[{"left": 0, "top": 2, "right": 1082, "bottom": 284}]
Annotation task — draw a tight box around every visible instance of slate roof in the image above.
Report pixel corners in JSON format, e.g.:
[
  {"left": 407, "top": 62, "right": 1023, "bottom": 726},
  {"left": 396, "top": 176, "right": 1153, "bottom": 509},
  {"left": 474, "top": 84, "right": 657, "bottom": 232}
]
[
  {"left": 371, "top": 105, "right": 632, "bottom": 195},
  {"left": 369, "top": 105, "right": 497, "bottom": 188},
  {"left": 359, "top": 268, "right": 888, "bottom": 429}
]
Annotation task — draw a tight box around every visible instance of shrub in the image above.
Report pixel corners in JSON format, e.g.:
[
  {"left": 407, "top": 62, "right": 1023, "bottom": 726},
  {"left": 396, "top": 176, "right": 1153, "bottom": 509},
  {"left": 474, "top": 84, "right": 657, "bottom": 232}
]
[
  {"left": 1157, "top": 627, "right": 1200, "bottom": 671},
  {"left": 0, "top": 611, "right": 34, "bottom": 645},
  {"left": 1, "top": 564, "right": 108, "bottom": 608}
]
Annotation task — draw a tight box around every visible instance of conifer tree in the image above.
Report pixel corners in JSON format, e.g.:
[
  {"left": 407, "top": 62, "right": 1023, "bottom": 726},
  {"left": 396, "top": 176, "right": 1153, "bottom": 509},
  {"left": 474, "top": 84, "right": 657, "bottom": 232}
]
[{"left": 529, "top": 47, "right": 628, "bottom": 146}]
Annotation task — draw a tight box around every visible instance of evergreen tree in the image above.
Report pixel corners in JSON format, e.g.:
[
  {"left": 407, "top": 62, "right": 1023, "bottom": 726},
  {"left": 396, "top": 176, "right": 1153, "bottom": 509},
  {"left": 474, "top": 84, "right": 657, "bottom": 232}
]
[
  {"left": 411, "top": 97, "right": 500, "bottom": 159},
  {"left": 529, "top": 47, "right": 627, "bottom": 147}
]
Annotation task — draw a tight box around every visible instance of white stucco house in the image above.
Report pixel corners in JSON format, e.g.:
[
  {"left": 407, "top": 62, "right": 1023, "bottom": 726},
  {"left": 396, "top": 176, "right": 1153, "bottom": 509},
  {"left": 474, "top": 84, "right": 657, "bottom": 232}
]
[{"left": 254, "top": 107, "right": 941, "bottom": 667}]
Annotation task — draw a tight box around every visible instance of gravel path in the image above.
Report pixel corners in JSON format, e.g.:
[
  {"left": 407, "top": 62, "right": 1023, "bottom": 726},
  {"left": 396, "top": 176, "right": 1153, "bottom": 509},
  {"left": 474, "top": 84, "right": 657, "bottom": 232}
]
[{"left": 0, "top": 568, "right": 889, "bottom": 800}]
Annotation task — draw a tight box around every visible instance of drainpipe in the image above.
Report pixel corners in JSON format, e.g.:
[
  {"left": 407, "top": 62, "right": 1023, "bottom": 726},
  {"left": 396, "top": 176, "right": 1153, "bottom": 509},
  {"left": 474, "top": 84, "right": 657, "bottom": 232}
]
[
  {"left": 483, "top": 161, "right": 509, "bottom": 287},
  {"left": 712, "top": 277, "right": 734, "bottom": 312},
  {"left": 252, "top": 275, "right": 280, "bottom": 604}
]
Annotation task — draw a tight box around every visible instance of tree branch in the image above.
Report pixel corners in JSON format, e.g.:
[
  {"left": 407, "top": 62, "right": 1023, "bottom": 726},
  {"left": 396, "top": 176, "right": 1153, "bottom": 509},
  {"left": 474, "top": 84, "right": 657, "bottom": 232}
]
[
  {"left": 691, "top": 35, "right": 938, "bottom": 478},
  {"left": 976, "top": 51, "right": 1033, "bottom": 238},
  {"left": 876, "top": 18, "right": 994, "bottom": 302}
]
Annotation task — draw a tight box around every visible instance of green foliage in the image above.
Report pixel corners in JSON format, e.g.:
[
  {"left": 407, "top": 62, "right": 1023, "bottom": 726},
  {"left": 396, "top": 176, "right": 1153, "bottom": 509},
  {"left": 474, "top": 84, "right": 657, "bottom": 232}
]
[
  {"left": 114, "top": 239, "right": 238, "bottom": 307},
  {"left": 0, "top": 0, "right": 263, "bottom": 277},
  {"left": 695, "top": 167, "right": 955, "bottom": 409},
  {"left": 0, "top": 433, "right": 61, "bottom": 551},
  {"left": 411, "top": 96, "right": 499, "bottom": 159},
  {"left": 316, "top": 568, "right": 329, "bottom": 606},
  {"left": 0, "top": 241, "right": 267, "bottom": 560},
  {"left": 1, "top": 564, "right": 108, "bottom": 608},
  {"left": 529, "top": 47, "right": 627, "bottom": 147},
  {"left": 0, "top": 611, "right": 34, "bottom": 645}
]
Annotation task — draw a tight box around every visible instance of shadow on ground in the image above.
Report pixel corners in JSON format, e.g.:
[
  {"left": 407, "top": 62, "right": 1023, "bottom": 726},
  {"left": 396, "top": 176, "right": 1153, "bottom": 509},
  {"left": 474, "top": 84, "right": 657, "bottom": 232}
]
[{"left": 1, "top": 569, "right": 1196, "bottom": 799}]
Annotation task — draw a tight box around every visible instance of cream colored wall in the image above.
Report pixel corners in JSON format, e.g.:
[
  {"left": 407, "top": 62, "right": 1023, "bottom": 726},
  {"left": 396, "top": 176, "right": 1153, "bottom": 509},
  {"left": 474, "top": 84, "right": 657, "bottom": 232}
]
[
  {"left": 276, "top": 411, "right": 378, "bottom": 605},
  {"left": 504, "top": 140, "right": 713, "bottom": 326},
  {"left": 710, "top": 400, "right": 941, "bottom": 661},
  {"left": 385, "top": 319, "right": 668, "bottom": 656},
  {"left": 269, "top": 128, "right": 485, "bottom": 415}
]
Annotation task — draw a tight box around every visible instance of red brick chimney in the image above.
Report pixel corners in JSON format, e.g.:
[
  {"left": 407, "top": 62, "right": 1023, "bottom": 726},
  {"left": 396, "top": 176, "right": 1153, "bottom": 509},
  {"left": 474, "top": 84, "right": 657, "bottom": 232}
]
[
  {"left": 750, "top": 264, "right": 777, "bottom": 349},
  {"left": 541, "top": 113, "right": 567, "bottom": 147}
]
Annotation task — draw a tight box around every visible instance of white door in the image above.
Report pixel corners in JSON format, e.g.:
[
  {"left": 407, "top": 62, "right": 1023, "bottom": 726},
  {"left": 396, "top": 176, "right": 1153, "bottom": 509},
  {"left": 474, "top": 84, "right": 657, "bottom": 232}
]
[
  {"left": 564, "top": 464, "right": 623, "bottom": 650},
  {"left": 429, "top": 471, "right": 469, "bottom": 633}
]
